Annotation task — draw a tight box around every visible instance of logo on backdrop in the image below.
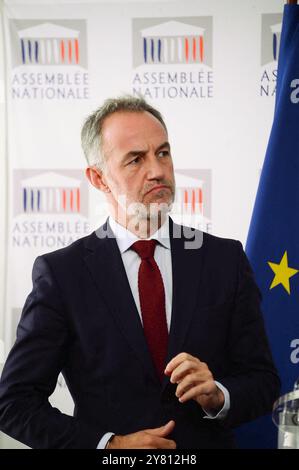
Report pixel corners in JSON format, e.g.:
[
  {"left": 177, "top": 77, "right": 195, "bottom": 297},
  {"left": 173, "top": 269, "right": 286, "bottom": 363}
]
[
  {"left": 9, "top": 20, "right": 89, "bottom": 100},
  {"left": 173, "top": 169, "right": 212, "bottom": 233},
  {"left": 290, "top": 339, "right": 299, "bottom": 364},
  {"left": 132, "top": 17, "right": 213, "bottom": 100},
  {"left": 12, "top": 170, "right": 90, "bottom": 249},
  {"left": 260, "top": 13, "right": 282, "bottom": 98}
]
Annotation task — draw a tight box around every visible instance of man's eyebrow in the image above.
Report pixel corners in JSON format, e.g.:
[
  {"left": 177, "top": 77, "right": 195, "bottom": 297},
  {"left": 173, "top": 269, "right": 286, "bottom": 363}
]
[
  {"left": 156, "top": 141, "right": 170, "bottom": 152},
  {"left": 122, "top": 142, "right": 170, "bottom": 161},
  {"left": 121, "top": 149, "right": 146, "bottom": 161}
]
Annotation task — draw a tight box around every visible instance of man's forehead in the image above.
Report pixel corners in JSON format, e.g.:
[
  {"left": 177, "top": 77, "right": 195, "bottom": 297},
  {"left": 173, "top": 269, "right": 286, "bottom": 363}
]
[{"left": 101, "top": 111, "right": 167, "bottom": 150}]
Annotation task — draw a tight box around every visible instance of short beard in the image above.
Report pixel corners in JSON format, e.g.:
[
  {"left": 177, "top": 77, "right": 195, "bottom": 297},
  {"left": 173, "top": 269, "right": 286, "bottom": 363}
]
[{"left": 127, "top": 200, "right": 173, "bottom": 236}]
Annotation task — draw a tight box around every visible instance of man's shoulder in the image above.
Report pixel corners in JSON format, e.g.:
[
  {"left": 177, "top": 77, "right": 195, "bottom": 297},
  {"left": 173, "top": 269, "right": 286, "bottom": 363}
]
[
  {"left": 202, "top": 230, "right": 242, "bottom": 250},
  {"left": 202, "top": 231, "right": 244, "bottom": 266},
  {"left": 37, "top": 230, "right": 99, "bottom": 266},
  {"left": 173, "top": 220, "right": 243, "bottom": 252}
]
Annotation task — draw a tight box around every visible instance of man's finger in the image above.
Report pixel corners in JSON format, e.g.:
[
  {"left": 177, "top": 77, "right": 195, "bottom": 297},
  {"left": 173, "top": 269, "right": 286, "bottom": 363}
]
[
  {"left": 179, "top": 382, "right": 214, "bottom": 403},
  {"left": 175, "top": 371, "right": 212, "bottom": 395},
  {"left": 169, "top": 360, "right": 199, "bottom": 384},
  {"left": 164, "top": 353, "right": 192, "bottom": 375},
  {"left": 145, "top": 420, "right": 175, "bottom": 437},
  {"left": 165, "top": 353, "right": 200, "bottom": 376},
  {"left": 154, "top": 437, "right": 177, "bottom": 449}
]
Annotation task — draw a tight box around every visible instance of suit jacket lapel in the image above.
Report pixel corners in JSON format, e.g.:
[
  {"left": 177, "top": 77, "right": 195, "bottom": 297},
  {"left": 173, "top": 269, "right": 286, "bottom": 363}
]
[
  {"left": 83, "top": 218, "right": 205, "bottom": 390},
  {"left": 162, "top": 219, "right": 205, "bottom": 390},
  {"left": 84, "top": 221, "right": 159, "bottom": 385}
]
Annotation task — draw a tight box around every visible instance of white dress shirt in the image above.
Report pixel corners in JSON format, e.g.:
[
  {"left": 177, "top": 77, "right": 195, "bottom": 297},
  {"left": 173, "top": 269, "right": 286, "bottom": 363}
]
[
  {"left": 97, "top": 216, "right": 230, "bottom": 449},
  {"left": 109, "top": 215, "right": 173, "bottom": 331}
]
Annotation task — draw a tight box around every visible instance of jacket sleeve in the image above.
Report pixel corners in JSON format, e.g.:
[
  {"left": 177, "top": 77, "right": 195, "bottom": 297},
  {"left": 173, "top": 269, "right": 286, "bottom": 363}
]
[
  {"left": 0, "top": 256, "right": 104, "bottom": 449},
  {"left": 220, "top": 242, "right": 281, "bottom": 428}
]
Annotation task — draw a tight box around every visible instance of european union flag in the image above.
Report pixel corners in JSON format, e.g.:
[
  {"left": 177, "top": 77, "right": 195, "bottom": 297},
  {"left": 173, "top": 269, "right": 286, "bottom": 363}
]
[{"left": 237, "top": 4, "right": 299, "bottom": 449}]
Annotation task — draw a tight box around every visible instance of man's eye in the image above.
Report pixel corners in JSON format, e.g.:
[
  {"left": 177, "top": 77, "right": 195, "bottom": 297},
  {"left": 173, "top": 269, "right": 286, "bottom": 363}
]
[
  {"left": 128, "top": 156, "right": 141, "bottom": 165},
  {"left": 158, "top": 150, "right": 170, "bottom": 158}
]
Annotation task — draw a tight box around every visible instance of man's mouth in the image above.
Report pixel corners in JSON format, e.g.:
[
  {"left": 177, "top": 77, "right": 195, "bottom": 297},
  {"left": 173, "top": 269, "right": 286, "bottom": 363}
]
[{"left": 145, "top": 185, "right": 171, "bottom": 196}]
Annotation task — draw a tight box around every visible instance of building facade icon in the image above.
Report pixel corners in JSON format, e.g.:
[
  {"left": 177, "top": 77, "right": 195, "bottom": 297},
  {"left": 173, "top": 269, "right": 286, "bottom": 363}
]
[
  {"left": 261, "top": 14, "right": 283, "bottom": 66},
  {"left": 17, "top": 22, "right": 80, "bottom": 65},
  {"left": 180, "top": 186, "right": 203, "bottom": 214},
  {"left": 21, "top": 172, "right": 82, "bottom": 214},
  {"left": 271, "top": 23, "right": 282, "bottom": 61},
  {"left": 175, "top": 172, "right": 209, "bottom": 217},
  {"left": 140, "top": 20, "right": 205, "bottom": 64}
]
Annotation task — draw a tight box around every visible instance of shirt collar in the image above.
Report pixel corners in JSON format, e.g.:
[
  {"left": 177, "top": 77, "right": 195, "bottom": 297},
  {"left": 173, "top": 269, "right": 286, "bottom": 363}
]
[{"left": 108, "top": 216, "right": 171, "bottom": 254}]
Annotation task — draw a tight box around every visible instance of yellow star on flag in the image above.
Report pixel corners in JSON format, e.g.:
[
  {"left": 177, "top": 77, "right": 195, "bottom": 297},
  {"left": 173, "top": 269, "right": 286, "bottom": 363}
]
[{"left": 268, "top": 251, "right": 299, "bottom": 295}]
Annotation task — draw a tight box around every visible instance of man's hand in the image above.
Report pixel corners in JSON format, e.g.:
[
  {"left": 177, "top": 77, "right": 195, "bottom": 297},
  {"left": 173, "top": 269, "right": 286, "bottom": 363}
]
[
  {"left": 107, "top": 420, "right": 176, "bottom": 449},
  {"left": 165, "top": 353, "right": 224, "bottom": 413}
]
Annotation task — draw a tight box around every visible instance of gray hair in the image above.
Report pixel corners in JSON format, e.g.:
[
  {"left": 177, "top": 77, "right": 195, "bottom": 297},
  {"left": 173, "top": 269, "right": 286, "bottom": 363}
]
[{"left": 81, "top": 95, "right": 168, "bottom": 169}]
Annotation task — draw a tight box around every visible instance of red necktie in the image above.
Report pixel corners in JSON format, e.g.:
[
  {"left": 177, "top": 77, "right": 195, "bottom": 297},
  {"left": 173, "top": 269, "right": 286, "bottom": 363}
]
[{"left": 131, "top": 240, "right": 168, "bottom": 382}]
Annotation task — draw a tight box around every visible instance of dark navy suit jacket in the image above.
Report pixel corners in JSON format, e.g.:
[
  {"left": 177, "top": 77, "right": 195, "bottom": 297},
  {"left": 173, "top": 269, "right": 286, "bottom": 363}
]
[{"left": 0, "top": 219, "right": 280, "bottom": 448}]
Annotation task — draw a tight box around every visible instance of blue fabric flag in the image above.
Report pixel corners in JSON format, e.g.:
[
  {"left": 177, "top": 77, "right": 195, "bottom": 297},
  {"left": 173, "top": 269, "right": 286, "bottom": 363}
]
[{"left": 236, "top": 4, "right": 299, "bottom": 449}]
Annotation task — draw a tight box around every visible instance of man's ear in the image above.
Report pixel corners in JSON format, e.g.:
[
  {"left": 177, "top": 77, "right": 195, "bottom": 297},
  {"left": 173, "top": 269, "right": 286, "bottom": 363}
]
[{"left": 85, "top": 167, "right": 110, "bottom": 193}]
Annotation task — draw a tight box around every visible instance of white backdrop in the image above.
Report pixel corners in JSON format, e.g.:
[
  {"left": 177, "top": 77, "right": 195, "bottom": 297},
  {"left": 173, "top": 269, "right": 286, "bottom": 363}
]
[{"left": 0, "top": 0, "right": 284, "bottom": 448}]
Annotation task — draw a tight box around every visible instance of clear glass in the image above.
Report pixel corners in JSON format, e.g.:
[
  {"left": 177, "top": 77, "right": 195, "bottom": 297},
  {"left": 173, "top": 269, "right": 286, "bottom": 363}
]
[{"left": 272, "top": 378, "right": 299, "bottom": 449}]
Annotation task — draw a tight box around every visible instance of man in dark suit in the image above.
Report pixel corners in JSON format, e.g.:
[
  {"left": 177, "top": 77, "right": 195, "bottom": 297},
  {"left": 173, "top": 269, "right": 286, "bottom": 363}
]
[{"left": 0, "top": 96, "right": 280, "bottom": 449}]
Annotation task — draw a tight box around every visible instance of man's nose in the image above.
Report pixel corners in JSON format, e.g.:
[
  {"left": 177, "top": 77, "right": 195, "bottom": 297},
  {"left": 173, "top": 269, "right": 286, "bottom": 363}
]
[{"left": 146, "top": 155, "right": 165, "bottom": 180}]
